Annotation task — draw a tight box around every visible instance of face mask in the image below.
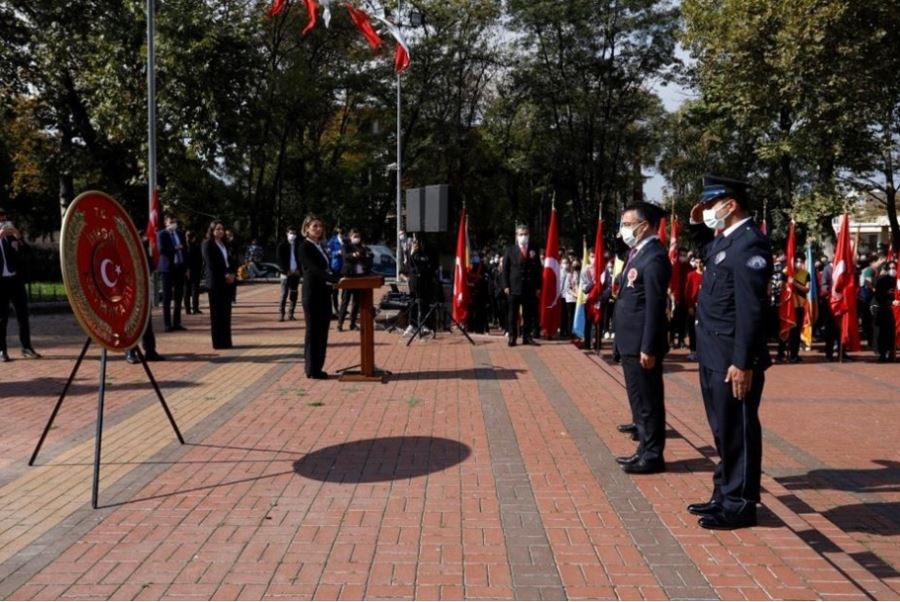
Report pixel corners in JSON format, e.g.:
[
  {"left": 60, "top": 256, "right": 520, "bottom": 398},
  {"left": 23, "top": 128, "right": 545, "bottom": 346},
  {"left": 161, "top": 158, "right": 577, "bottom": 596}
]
[
  {"left": 619, "top": 225, "right": 638, "bottom": 248},
  {"left": 561, "top": 262, "right": 569, "bottom": 271},
  {"left": 287, "top": 233, "right": 297, "bottom": 243},
  {"left": 679, "top": 255, "right": 688, "bottom": 263},
  {"left": 517, "top": 235, "right": 529, "bottom": 246},
  {"left": 889, "top": 270, "right": 897, "bottom": 278},
  {"left": 703, "top": 201, "right": 733, "bottom": 230},
  {"left": 167, "top": 222, "right": 178, "bottom": 231},
  {"left": 351, "top": 237, "right": 361, "bottom": 244}
]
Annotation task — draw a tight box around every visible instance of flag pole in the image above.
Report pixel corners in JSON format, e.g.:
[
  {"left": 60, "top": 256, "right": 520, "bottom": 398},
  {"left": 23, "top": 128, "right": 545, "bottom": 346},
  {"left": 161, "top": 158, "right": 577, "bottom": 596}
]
[
  {"left": 394, "top": 0, "right": 402, "bottom": 280},
  {"left": 146, "top": 0, "right": 158, "bottom": 305}
]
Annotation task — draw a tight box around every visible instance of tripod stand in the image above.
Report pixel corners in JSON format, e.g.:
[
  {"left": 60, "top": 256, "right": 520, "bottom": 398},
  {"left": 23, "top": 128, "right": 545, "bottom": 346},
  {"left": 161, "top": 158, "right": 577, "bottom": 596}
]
[{"left": 406, "top": 298, "right": 475, "bottom": 346}]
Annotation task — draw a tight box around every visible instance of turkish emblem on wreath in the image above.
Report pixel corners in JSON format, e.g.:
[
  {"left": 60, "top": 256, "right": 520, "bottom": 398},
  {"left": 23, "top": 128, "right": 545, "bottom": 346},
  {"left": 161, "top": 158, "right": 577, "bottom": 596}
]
[{"left": 60, "top": 191, "right": 151, "bottom": 351}]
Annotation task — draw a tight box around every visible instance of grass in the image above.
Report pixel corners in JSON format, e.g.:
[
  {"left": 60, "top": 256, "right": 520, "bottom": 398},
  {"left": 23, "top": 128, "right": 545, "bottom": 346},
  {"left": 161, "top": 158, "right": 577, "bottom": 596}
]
[{"left": 28, "top": 281, "right": 66, "bottom": 301}]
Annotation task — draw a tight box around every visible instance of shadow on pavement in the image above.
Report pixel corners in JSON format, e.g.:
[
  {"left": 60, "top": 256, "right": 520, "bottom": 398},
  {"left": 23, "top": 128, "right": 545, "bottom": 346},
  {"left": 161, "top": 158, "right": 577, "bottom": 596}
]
[
  {"left": 0, "top": 378, "right": 201, "bottom": 398},
  {"left": 776, "top": 460, "right": 900, "bottom": 494},
  {"left": 294, "top": 436, "right": 471, "bottom": 483},
  {"left": 389, "top": 368, "right": 525, "bottom": 381}
]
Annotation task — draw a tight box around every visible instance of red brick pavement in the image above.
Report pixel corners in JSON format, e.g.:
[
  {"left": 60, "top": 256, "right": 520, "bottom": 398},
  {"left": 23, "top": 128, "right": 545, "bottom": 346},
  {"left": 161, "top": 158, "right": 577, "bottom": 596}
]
[{"left": 0, "top": 283, "right": 898, "bottom": 600}]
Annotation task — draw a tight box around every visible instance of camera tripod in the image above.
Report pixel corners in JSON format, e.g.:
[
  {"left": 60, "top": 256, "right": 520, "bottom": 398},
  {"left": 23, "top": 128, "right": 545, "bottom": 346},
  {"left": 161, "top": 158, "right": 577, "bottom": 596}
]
[{"left": 405, "top": 298, "right": 475, "bottom": 346}]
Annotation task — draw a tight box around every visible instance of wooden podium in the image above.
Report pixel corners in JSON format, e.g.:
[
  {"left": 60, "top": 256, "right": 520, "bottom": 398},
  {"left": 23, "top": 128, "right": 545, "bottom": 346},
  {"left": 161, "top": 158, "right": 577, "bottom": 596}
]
[{"left": 337, "top": 275, "right": 388, "bottom": 382}]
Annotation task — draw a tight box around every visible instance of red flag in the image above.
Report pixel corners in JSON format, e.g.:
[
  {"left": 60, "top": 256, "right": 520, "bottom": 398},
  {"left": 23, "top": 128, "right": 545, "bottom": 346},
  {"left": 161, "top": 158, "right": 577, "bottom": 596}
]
[
  {"left": 372, "top": 15, "right": 411, "bottom": 73},
  {"left": 830, "top": 213, "right": 861, "bottom": 352},
  {"left": 301, "top": 0, "right": 318, "bottom": 34},
  {"left": 586, "top": 217, "right": 604, "bottom": 324},
  {"left": 760, "top": 219, "right": 767, "bottom": 236},
  {"left": 778, "top": 221, "right": 797, "bottom": 341},
  {"left": 267, "top": 0, "right": 287, "bottom": 17},
  {"left": 668, "top": 217, "right": 684, "bottom": 304},
  {"left": 452, "top": 209, "right": 470, "bottom": 324},
  {"left": 345, "top": 4, "right": 381, "bottom": 49},
  {"left": 657, "top": 217, "right": 668, "bottom": 247},
  {"left": 146, "top": 188, "right": 161, "bottom": 268},
  {"left": 539, "top": 208, "right": 562, "bottom": 337}
]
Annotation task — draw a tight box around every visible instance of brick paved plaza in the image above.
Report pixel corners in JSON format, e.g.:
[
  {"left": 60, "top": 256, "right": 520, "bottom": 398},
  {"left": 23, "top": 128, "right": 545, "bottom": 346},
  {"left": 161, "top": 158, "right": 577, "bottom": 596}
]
[{"left": 1, "top": 283, "right": 898, "bottom": 600}]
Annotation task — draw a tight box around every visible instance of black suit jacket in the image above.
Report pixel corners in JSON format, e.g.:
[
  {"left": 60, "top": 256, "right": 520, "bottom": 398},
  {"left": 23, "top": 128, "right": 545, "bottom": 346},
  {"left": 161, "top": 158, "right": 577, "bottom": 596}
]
[
  {"left": 277, "top": 240, "right": 302, "bottom": 275},
  {"left": 185, "top": 239, "right": 203, "bottom": 274},
  {"left": 696, "top": 221, "right": 773, "bottom": 372},
  {"left": 157, "top": 228, "right": 186, "bottom": 273},
  {"left": 201, "top": 239, "right": 233, "bottom": 292},
  {"left": 0, "top": 236, "right": 23, "bottom": 276},
  {"left": 501, "top": 244, "right": 542, "bottom": 296},
  {"left": 297, "top": 238, "right": 336, "bottom": 302},
  {"left": 613, "top": 238, "right": 671, "bottom": 357},
  {"left": 340, "top": 242, "right": 373, "bottom": 277}
]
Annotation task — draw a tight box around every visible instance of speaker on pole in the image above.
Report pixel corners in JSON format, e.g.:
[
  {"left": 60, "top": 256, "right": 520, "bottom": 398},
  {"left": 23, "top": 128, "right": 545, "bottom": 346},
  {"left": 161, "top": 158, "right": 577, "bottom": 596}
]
[
  {"left": 424, "top": 185, "right": 448, "bottom": 232},
  {"left": 406, "top": 188, "right": 425, "bottom": 232}
]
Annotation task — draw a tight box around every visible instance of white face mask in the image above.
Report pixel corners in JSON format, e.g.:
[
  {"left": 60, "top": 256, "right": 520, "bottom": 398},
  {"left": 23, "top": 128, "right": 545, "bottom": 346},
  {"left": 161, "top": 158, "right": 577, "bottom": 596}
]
[
  {"left": 287, "top": 233, "right": 297, "bottom": 243},
  {"left": 703, "top": 201, "right": 733, "bottom": 231},
  {"left": 561, "top": 262, "right": 569, "bottom": 271},
  {"left": 620, "top": 225, "right": 638, "bottom": 248},
  {"left": 351, "top": 237, "right": 361, "bottom": 245},
  {"left": 167, "top": 222, "right": 178, "bottom": 231},
  {"left": 517, "top": 234, "right": 529, "bottom": 247}
]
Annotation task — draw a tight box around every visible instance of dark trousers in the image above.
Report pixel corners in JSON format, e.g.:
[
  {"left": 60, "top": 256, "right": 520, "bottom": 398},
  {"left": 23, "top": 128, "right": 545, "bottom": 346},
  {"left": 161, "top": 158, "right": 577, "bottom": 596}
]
[
  {"left": 162, "top": 265, "right": 186, "bottom": 327},
  {"left": 561, "top": 301, "right": 575, "bottom": 337},
  {"left": 303, "top": 286, "right": 331, "bottom": 376},
  {"left": 777, "top": 306, "right": 804, "bottom": 358},
  {"left": 0, "top": 276, "right": 32, "bottom": 351},
  {"left": 670, "top": 304, "right": 687, "bottom": 345},
  {"left": 873, "top": 306, "right": 896, "bottom": 360},
  {"left": 495, "top": 296, "right": 508, "bottom": 330},
  {"left": 819, "top": 300, "right": 837, "bottom": 359},
  {"left": 699, "top": 365, "right": 764, "bottom": 513},
  {"left": 184, "top": 273, "right": 201, "bottom": 313},
  {"left": 339, "top": 289, "right": 360, "bottom": 327},
  {"left": 621, "top": 355, "right": 666, "bottom": 461},
  {"left": 687, "top": 310, "right": 697, "bottom": 352},
  {"left": 207, "top": 288, "right": 233, "bottom": 349},
  {"left": 507, "top": 291, "right": 537, "bottom": 341},
  {"left": 280, "top": 274, "right": 300, "bottom": 317}
]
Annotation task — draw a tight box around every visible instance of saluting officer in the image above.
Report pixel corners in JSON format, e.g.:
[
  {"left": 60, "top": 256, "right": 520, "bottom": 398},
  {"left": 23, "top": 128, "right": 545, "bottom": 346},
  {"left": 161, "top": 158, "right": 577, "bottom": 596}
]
[
  {"left": 688, "top": 176, "right": 773, "bottom": 530},
  {"left": 613, "top": 202, "right": 671, "bottom": 475}
]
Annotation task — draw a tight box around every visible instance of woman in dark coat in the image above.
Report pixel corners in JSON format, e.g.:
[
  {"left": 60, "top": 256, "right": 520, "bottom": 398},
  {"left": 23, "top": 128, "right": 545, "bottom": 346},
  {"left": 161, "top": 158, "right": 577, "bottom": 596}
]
[
  {"left": 201, "top": 220, "right": 235, "bottom": 349},
  {"left": 298, "top": 215, "right": 337, "bottom": 378}
]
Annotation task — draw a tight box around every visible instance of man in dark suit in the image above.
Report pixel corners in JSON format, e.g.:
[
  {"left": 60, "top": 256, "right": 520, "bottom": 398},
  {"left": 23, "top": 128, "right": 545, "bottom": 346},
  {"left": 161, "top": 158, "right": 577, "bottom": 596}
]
[
  {"left": 183, "top": 230, "right": 203, "bottom": 315},
  {"left": 276, "top": 226, "right": 302, "bottom": 321},
  {"left": 157, "top": 213, "right": 188, "bottom": 332},
  {"left": 688, "top": 175, "right": 773, "bottom": 530},
  {"left": 612, "top": 202, "right": 671, "bottom": 475},
  {"left": 502, "top": 224, "right": 542, "bottom": 346},
  {"left": 0, "top": 207, "right": 41, "bottom": 362}
]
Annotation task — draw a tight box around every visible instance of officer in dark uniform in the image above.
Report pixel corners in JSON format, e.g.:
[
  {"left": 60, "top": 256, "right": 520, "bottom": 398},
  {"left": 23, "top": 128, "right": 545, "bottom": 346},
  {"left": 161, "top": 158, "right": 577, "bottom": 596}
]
[
  {"left": 688, "top": 176, "right": 773, "bottom": 530},
  {"left": 612, "top": 202, "right": 671, "bottom": 474},
  {"left": 501, "top": 224, "right": 543, "bottom": 346},
  {"left": 276, "top": 225, "right": 302, "bottom": 322}
]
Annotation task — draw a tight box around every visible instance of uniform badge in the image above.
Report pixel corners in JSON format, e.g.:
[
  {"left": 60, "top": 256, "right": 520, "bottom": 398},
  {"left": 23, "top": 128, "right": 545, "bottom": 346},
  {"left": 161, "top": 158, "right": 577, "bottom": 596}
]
[
  {"left": 714, "top": 251, "right": 727, "bottom": 265},
  {"left": 626, "top": 268, "right": 638, "bottom": 288},
  {"left": 746, "top": 255, "right": 767, "bottom": 270}
]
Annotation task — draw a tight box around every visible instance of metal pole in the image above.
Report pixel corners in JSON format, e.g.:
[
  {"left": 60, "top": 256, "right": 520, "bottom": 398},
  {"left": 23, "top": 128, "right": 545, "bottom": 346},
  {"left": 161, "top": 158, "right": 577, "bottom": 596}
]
[
  {"left": 147, "top": 0, "right": 157, "bottom": 204},
  {"left": 395, "top": 0, "right": 402, "bottom": 280},
  {"left": 92, "top": 349, "right": 108, "bottom": 509}
]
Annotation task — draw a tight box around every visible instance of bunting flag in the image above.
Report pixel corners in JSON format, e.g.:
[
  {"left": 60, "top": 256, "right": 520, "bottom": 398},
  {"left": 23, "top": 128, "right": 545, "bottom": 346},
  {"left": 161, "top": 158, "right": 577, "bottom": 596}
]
[
  {"left": 668, "top": 217, "right": 683, "bottom": 305},
  {"left": 586, "top": 216, "right": 604, "bottom": 324},
  {"left": 301, "top": 0, "right": 318, "bottom": 34},
  {"left": 778, "top": 221, "right": 797, "bottom": 342},
  {"left": 146, "top": 187, "right": 161, "bottom": 268},
  {"left": 539, "top": 207, "right": 562, "bottom": 337},
  {"left": 321, "top": 0, "right": 332, "bottom": 27},
  {"left": 345, "top": 4, "right": 381, "bottom": 49},
  {"left": 657, "top": 216, "right": 668, "bottom": 247},
  {"left": 372, "top": 15, "right": 411, "bottom": 73},
  {"left": 572, "top": 241, "right": 590, "bottom": 340},
  {"left": 268, "top": 0, "right": 287, "bottom": 17},
  {"left": 451, "top": 209, "right": 470, "bottom": 325},
  {"left": 830, "top": 213, "right": 861, "bottom": 352},
  {"left": 801, "top": 242, "right": 818, "bottom": 348},
  {"left": 760, "top": 218, "right": 767, "bottom": 236}
]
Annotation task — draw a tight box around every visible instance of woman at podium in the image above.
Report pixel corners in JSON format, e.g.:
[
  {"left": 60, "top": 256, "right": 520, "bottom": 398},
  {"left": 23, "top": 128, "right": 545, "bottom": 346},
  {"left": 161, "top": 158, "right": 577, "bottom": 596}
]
[{"left": 298, "top": 215, "right": 338, "bottom": 379}]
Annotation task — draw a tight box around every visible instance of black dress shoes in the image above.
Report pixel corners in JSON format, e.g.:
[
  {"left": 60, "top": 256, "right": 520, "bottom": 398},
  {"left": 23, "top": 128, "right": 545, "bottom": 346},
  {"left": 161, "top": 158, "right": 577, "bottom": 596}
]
[
  {"left": 621, "top": 458, "right": 665, "bottom": 474},
  {"left": 125, "top": 352, "right": 139, "bottom": 365},
  {"left": 307, "top": 371, "right": 329, "bottom": 380},
  {"left": 508, "top": 338, "right": 517, "bottom": 347},
  {"left": 617, "top": 423, "right": 638, "bottom": 434},
  {"left": 0, "top": 350, "right": 10, "bottom": 362},
  {"left": 523, "top": 337, "right": 539, "bottom": 346},
  {"left": 144, "top": 351, "right": 165, "bottom": 361},
  {"left": 698, "top": 507, "right": 757, "bottom": 530},
  {"left": 687, "top": 500, "right": 721, "bottom": 516},
  {"left": 616, "top": 453, "right": 640, "bottom": 466},
  {"left": 22, "top": 347, "right": 42, "bottom": 359}
]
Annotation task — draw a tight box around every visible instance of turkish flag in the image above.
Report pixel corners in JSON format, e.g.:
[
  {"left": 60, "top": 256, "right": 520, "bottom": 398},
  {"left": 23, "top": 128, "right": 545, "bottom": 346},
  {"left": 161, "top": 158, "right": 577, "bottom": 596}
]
[
  {"left": 778, "top": 221, "right": 797, "bottom": 341},
  {"left": 586, "top": 217, "right": 604, "bottom": 324},
  {"left": 267, "top": 0, "right": 287, "bottom": 17},
  {"left": 345, "top": 4, "right": 381, "bottom": 49},
  {"left": 146, "top": 187, "right": 161, "bottom": 269},
  {"left": 830, "top": 213, "right": 861, "bottom": 352},
  {"left": 451, "top": 209, "right": 470, "bottom": 325},
  {"left": 301, "top": 0, "right": 318, "bottom": 34},
  {"left": 657, "top": 217, "right": 668, "bottom": 247},
  {"left": 540, "top": 208, "right": 561, "bottom": 337}
]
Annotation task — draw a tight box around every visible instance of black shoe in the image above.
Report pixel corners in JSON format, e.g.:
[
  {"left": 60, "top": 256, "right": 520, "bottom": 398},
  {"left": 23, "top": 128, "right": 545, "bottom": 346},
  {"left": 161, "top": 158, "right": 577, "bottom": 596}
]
[
  {"left": 194, "top": 309, "right": 203, "bottom": 314},
  {"left": 307, "top": 371, "right": 329, "bottom": 380},
  {"left": 698, "top": 507, "right": 757, "bottom": 530},
  {"left": 687, "top": 500, "right": 721, "bottom": 516},
  {"left": 288, "top": 314, "right": 296, "bottom": 321},
  {"left": 508, "top": 338, "right": 517, "bottom": 347},
  {"left": 0, "top": 350, "right": 11, "bottom": 363},
  {"left": 337, "top": 323, "right": 344, "bottom": 332},
  {"left": 173, "top": 325, "right": 187, "bottom": 331},
  {"left": 125, "top": 352, "right": 139, "bottom": 365},
  {"left": 621, "top": 458, "right": 665, "bottom": 474},
  {"left": 616, "top": 453, "right": 640, "bottom": 466},
  {"left": 789, "top": 356, "right": 801, "bottom": 363},
  {"left": 523, "top": 337, "right": 539, "bottom": 346},
  {"left": 617, "top": 423, "right": 638, "bottom": 434},
  {"left": 144, "top": 351, "right": 165, "bottom": 361},
  {"left": 22, "top": 347, "right": 42, "bottom": 359},
  {"left": 349, "top": 324, "right": 358, "bottom": 331},
  {"left": 279, "top": 315, "right": 285, "bottom": 322}
]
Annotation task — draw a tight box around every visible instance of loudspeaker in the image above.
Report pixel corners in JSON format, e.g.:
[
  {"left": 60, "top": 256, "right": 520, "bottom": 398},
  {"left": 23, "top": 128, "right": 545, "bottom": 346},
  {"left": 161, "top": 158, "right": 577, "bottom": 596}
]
[
  {"left": 406, "top": 188, "right": 426, "bottom": 232},
  {"left": 423, "top": 185, "right": 448, "bottom": 232}
]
